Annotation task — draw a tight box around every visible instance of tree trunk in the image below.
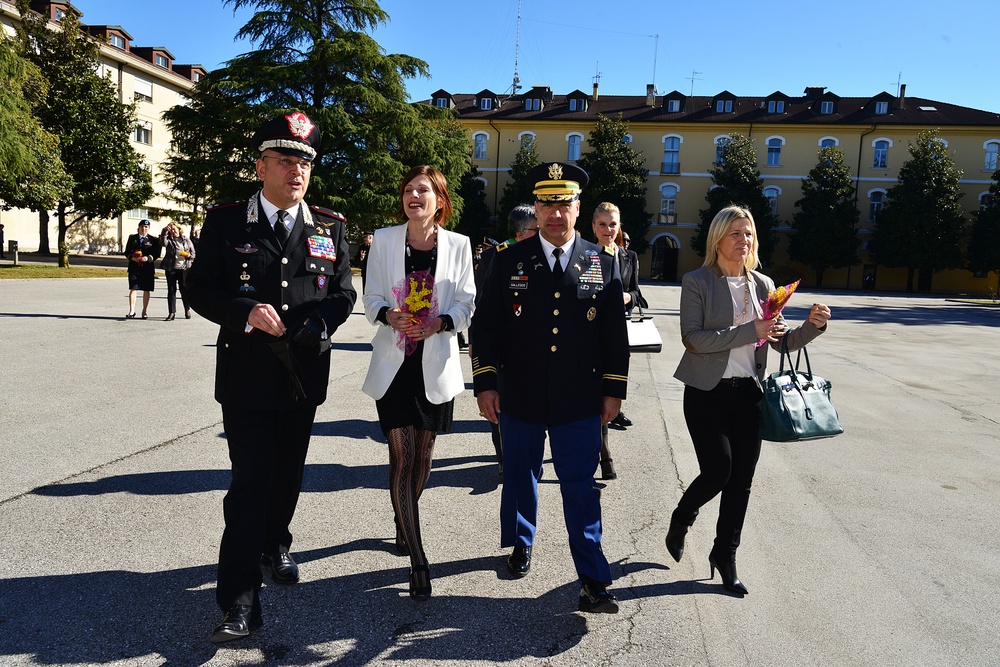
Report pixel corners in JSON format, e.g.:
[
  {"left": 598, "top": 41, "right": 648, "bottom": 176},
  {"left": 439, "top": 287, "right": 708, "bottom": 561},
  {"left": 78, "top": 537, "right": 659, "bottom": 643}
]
[
  {"left": 57, "top": 202, "right": 69, "bottom": 268},
  {"left": 37, "top": 210, "right": 51, "bottom": 255}
]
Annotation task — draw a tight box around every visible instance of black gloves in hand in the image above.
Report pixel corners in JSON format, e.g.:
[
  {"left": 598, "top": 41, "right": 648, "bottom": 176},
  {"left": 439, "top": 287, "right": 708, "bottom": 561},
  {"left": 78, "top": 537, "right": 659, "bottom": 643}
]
[{"left": 291, "top": 311, "right": 330, "bottom": 353}]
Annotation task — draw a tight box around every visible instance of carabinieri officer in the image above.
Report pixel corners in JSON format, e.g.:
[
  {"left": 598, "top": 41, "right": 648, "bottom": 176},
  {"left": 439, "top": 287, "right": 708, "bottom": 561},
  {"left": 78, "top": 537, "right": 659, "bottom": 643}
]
[
  {"left": 187, "top": 111, "right": 356, "bottom": 643},
  {"left": 472, "top": 162, "right": 629, "bottom": 613}
]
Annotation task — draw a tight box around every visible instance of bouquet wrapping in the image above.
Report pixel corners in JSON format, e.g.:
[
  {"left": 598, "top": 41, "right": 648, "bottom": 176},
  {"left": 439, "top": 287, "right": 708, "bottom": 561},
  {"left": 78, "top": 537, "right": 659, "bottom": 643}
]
[
  {"left": 392, "top": 270, "right": 438, "bottom": 356},
  {"left": 756, "top": 279, "right": 800, "bottom": 347}
]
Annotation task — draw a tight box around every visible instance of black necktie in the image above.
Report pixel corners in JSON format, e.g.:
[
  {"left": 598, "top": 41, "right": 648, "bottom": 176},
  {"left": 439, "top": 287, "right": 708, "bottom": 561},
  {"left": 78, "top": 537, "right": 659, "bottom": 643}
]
[
  {"left": 275, "top": 210, "right": 290, "bottom": 247},
  {"left": 551, "top": 248, "right": 564, "bottom": 282}
]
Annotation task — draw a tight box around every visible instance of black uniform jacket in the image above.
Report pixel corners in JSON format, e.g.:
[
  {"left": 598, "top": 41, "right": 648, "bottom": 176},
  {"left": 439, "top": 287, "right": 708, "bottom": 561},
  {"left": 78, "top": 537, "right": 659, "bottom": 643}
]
[
  {"left": 618, "top": 246, "right": 647, "bottom": 312},
  {"left": 471, "top": 235, "right": 629, "bottom": 426},
  {"left": 186, "top": 194, "right": 357, "bottom": 410},
  {"left": 124, "top": 233, "right": 159, "bottom": 272}
]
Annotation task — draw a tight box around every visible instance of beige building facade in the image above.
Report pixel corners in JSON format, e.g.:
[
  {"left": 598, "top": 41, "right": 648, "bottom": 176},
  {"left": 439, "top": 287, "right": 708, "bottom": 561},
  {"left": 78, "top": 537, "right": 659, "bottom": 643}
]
[
  {"left": 434, "top": 84, "right": 1000, "bottom": 293},
  {"left": 0, "top": 0, "right": 205, "bottom": 253}
]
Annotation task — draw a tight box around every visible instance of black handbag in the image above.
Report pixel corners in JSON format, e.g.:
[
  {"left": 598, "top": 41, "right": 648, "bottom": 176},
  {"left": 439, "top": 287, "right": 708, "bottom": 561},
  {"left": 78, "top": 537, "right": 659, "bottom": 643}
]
[{"left": 759, "top": 339, "right": 843, "bottom": 442}]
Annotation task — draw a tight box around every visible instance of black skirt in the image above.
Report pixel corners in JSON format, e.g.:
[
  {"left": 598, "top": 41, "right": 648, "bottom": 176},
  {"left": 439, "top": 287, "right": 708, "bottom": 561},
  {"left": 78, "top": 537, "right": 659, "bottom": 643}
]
[
  {"left": 375, "top": 341, "right": 454, "bottom": 435},
  {"left": 127, "top": 263, "right": 155, "bottom": 291}
]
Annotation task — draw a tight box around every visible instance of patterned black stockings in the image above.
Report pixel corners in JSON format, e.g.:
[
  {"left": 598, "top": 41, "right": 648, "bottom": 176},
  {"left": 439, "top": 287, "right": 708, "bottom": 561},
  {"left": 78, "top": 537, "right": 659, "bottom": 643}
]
[{"left": 386, "top": 426, "right": 436, "bottom": 570}]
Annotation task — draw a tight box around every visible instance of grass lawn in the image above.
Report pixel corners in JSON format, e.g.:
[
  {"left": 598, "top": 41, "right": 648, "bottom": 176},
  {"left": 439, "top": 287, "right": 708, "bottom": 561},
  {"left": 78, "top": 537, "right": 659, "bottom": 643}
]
[{"left": 0, "top": 264, "right": 125, "bottom": 279}]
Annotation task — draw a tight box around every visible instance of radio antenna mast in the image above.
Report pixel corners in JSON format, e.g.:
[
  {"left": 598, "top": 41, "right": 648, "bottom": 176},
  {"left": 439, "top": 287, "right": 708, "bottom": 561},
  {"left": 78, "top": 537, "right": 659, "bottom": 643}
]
[{"left": 511, "top": 0, "right": 522, "bottom": 95}]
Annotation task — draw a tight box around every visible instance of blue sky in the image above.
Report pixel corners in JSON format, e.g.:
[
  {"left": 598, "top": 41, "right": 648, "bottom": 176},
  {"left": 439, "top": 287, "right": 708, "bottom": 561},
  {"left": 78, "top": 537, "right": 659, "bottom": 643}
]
[{"left": 74, "top": 0, "right": 997, "bottom": 113}]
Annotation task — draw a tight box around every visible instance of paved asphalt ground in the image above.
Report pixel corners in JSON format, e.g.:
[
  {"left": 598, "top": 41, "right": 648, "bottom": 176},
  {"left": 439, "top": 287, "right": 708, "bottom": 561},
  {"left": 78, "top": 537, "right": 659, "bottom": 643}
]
[{"left": 1, "top": 270, "right": 998, "bottom": 667}]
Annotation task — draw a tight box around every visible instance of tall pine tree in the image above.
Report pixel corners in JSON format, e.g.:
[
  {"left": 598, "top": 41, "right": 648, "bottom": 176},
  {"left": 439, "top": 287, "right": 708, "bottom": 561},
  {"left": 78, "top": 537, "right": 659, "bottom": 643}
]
[
  {"left": 790, "top": 146, "right": 859, "bottom": 286},
  {"left": 967, "top": 168, "right": 1000, "bottom": 298},
  {"left": 163, "top": 0, "right": 470, "bottom": 234},
  {"left": 577, "top": 114, "right": 651, "bottom": 253},
  {"left": 695, "top": 133, "right": 778, "bottom": 264},
  {"left": 871, "top": 130, "right": 965, "bottom": 291}
]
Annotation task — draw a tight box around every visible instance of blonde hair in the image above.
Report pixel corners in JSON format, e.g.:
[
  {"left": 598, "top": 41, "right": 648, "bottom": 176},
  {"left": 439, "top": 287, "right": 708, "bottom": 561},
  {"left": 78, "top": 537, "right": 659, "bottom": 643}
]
[
  {"left": 703, "top": 204, "right": 760, "bottom": 271},
  {"left": 592, "top": 201, "right": 620, "bottom": 222}
]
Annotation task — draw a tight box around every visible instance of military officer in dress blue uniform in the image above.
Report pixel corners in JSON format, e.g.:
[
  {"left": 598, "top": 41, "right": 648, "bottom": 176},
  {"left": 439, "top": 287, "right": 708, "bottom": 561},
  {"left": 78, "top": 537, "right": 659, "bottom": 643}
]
[
  {"left": 472, "top": 162, "right": 629, "bottom": 613},
  {"left": 186, "top": 111, "right": 357, "bottom": 642}
]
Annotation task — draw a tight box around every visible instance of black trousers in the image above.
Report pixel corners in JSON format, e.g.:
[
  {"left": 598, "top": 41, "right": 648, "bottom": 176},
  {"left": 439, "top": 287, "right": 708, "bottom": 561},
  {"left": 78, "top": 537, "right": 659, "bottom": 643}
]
[
  {"left": 675, "top": 381, "right": 763, "bottom": 556},
  {"left": 216, "top": 403, "right": 316, "bottom": 610},
  {"left": 164, "top": 269, "right": 189, "bottom": 314}
]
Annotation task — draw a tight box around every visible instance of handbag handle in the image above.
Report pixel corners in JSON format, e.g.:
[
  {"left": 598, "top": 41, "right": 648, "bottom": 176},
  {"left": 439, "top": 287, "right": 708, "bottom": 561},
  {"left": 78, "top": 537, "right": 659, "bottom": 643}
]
[{"left": 778, "top": 336, "right": 815, "bottom": 381}]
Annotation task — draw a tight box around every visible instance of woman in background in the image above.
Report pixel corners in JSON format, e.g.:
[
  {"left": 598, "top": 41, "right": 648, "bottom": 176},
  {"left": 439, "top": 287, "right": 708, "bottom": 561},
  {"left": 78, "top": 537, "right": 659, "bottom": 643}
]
[
  {"left": 159, "top": 223, "right": 196, "bottom": 320},
  {"left": 361, "top": 165, "right": 476, "bottom": 600}
]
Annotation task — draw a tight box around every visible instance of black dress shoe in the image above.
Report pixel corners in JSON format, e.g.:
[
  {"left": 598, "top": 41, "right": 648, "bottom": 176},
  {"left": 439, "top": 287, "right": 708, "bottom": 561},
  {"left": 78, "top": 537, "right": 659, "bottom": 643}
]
[
  {"left": 611, "top": 411, "right": 633, "bottom": 428},
  {"left": 709, "top": 552, "right": 748, "bottom": 595},
  {"left": 578, "top": 583, "right": 619, "bottom": 614},
  {"left": 211, "top": 604, "right": 262, "bottom": 643},
  {"left": 506, "top": 545, "right": 532, "bottom": 578},
  {"left": 600, "top": 457, "right": 617, "bottom": 480},
  {"left": 261, "top": 551, "right": 299, "bottom": 584}
]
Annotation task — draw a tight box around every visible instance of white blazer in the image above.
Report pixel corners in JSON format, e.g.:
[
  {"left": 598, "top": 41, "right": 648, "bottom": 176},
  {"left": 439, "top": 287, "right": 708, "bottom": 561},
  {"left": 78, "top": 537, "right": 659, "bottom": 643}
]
[{"left": 361, "top": 223, "right": 476, "bottom": 402}]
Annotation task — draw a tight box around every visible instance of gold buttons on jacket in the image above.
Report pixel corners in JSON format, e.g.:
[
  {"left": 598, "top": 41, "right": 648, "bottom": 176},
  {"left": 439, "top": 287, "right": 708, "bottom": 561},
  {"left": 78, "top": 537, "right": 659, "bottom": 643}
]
[
  {"left": 550, "top": 345, "right": 557, "bottom": 352},
  {"left": 552, "top": 327, "right": 558, "bottom": 334},
  {"left": 554, "top": 292, "right": 561, "bottom": 298},
  {"left": 553, "top": 309, "right": 559, "bottom": 316}
]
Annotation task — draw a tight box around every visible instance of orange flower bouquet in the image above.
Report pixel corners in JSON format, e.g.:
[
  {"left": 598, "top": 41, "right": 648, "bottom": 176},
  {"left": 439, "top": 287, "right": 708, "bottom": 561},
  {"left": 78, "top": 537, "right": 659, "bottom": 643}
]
[{"left": 756, "top": 279, "right": 799, "bottom": 347}]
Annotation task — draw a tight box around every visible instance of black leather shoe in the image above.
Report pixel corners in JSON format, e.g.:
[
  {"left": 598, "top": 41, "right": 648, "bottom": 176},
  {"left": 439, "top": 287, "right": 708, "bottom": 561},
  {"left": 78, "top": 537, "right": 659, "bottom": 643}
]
[
  {"left": 709, "top": 552, "right": 748, "bottom": 595},
  {"left": 261, "top": 551, "right": 299, "bottom": 584},
  {"left": 211, "top": 604, "right": 262, "bottom": 643},
  {"left": 506, "top": 546, "right": 532, "bottom": 578},
  {"left": 611, "top": 411, "right": 633, "bottom": 428},
  {"left": 409, "top": 564, "right": 431, "bottom": 600},
  {"left": 665, "top": 509, "right": 696, "bottom": 563},
  {"left": 599, "top": 457, "right": 617, "bottom": 480},
  {"left": 578, "top": 583, "right": 619, "bottom": 613}
]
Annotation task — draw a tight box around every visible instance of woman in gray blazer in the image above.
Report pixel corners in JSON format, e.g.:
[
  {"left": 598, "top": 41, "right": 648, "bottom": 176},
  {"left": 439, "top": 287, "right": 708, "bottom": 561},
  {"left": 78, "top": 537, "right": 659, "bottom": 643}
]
[
  {"left": 361, "top": 166, "right": 476, "bottom": 600},
  {"left": 666, "top": 205, "right": 831, "bottom": 595}
]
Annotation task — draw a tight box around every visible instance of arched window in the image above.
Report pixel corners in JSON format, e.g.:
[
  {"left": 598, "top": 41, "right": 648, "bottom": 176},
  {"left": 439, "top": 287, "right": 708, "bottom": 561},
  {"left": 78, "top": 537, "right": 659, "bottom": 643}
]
[
  {"left": 473, "top": 132, "right": 489, "bottom": 160},
  {"left": 659, "top": 183, "right": 679, "bottom": 223},
  {"left": 872, "top": 138, "right": 892, "bottom": 169},
  {"left": 819, "top": 136, "right": 839, "bottom": 148},
  {"left": 662, "top": 135, "right": 681, "bottom": 174},
  {"left": 714, "top": 136, "right": 731, "bottom": 165},
  {"left": 763, "top": 186, "right": 781, "bottom": 216},
  {"left": 985, "top": 141, "right": 1000, "bottom": 171},
  {"left": 766, "top": 137, "right": 785, "bottom": 167},
  {"left": 518, "top": 132, "right": 536, "bottom": 150},
  {"left": 868, "top": 189, "right": 887, "bottom": 221},
  {"left": 567, "top": 133, "right": 583, "bottom": 161}
]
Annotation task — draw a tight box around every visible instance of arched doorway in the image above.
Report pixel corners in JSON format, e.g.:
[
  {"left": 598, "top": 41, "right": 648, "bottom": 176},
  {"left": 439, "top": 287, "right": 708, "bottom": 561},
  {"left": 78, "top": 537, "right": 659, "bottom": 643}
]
[{"left": 649, "top": 233, "right": 680, "bottom": 282}]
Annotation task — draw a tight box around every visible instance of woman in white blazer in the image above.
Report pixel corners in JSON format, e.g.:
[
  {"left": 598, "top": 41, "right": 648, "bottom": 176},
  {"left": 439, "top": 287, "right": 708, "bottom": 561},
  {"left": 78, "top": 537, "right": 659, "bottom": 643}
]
[
  {"left": 361, "top": 165, "right": 475, "bottom": 601},
  {"left": 666, "top": 205, "right": 831, "bottom": 596}
]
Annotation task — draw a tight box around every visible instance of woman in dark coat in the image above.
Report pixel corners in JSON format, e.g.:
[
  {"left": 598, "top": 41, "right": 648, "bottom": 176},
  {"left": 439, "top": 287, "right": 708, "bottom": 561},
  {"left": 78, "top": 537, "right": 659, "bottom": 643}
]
[{"left": 124, "top": 220, "right": 159, "bottom": 319}]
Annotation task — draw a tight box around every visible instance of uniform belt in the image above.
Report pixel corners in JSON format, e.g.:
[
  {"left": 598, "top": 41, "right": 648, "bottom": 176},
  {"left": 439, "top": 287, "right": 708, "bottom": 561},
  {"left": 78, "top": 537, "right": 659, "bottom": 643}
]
[{"left": 718, "top": 376, "right": 756, "bottom": 388}]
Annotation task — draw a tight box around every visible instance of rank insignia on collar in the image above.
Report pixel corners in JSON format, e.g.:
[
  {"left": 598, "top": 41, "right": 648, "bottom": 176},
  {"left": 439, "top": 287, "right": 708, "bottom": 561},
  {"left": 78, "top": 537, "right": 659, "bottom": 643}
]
[
  {"left": 235, "top": 244, "right": 259, "bottom": 254},
  {"left": 587, "top": 307, "right": 597, "bottom": 321}
]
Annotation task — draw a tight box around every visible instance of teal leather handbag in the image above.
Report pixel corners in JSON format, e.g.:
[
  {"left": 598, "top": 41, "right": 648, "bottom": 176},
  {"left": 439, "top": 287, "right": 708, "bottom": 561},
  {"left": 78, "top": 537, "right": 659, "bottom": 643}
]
[{"left": 759, "top": 339, "right": 843, "bottom": 442}]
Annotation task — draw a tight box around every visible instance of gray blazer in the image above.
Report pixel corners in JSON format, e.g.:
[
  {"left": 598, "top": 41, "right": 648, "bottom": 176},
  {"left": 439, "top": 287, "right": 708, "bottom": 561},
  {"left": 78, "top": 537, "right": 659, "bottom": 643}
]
[{"left": 673, "top": 265, "right": 824, "bottom": 391}]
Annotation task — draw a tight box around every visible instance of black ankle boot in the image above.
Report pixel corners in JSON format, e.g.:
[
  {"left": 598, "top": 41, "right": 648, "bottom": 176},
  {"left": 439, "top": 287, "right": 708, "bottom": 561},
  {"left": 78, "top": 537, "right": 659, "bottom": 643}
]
[
  {"left": 665, "top": 509, "right": 695, "bottom": 563},
  {"left": 708, "top": 551, "right": 748, "bottom": 595}
]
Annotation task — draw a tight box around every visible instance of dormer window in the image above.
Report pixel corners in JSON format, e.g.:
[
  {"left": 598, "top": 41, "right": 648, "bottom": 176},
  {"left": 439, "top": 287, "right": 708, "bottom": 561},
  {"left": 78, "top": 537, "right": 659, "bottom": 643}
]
[
  {"left": 715, "top": 99, "right": 733, "bottom": 113},
  {"left": 525, "top": 98, "right": 541, "bottom": 111},
  {"left": 155, "top": 54, "right": 169, "bottom": 68},
  {"left": 192, "top": 71, "right": 201, "bottom": 83},
  {"left": 434, "top": 98, "right": 447, "bottom": 107},
  {"left": 875, "top": 101, "right": 889, "bottom": 115},
  {"left": 569, "top": 98, "right": 582, "bottom": 111},
  {"left": 820, "top": 100, "right": 834, "bottom": 114},
  {"left": 480, "top": 98, "right": 492, "bottom": 110},
  {"left": 109, "top": 34, "right": 126, "bottom": 49},
  {"left": 54, "top": 8, "right": 66, "bottom": 20},
  {"left": 767, "top": 100, "right": 785, "bottom": 113},
  {"left": 667, "top": 99, "right": 681, "bottom": 112}
]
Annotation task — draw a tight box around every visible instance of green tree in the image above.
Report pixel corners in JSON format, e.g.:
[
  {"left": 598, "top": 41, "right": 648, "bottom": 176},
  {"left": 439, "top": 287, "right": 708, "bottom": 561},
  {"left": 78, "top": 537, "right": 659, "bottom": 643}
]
[
  {"left": 0, "top": 37, "right": 71, "bottom": 217},
  {"left": 870, "top": 129, "right": 965, "bottom": 291},
  {"left": 16, "top": 1, "right": 152, "bottom": 265},
  {"left": 454, "top": 165, "right": 492, "bottom": 244},
  {"left": 967, "top": 169, "right": 1000, "bottom": 297},
  {"left": 695, "top": 133, "right": 778, "bottom": 264},
  {"left": 577, "top": 114, "right": 651, "bottom": 253},
  {"left": 164, "top": 0, "right": 470, "bottom": 235},
  {"left": 498, "top": 137, "right": 540, "bottom": 226},
  {"left": 789, "top": 146, "right": 860, "bottom": 286}
]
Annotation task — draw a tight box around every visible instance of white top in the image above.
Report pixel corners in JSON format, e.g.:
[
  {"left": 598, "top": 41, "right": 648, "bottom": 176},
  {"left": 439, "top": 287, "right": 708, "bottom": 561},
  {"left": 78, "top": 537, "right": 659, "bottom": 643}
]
[{"left": 722, "top": 275, "right": 758, "bottom": 379}]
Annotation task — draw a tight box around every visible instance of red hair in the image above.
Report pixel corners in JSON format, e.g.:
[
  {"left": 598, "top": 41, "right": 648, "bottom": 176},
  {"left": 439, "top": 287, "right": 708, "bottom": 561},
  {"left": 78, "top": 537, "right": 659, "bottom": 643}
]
[{"left": 395, "top": 165, "right": 453, "bottom": 225}]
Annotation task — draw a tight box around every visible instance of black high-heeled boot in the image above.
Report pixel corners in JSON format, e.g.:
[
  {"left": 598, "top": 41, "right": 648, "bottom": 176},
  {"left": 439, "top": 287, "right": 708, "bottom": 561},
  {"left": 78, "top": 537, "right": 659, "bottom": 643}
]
[
  {"left": 409, "top": 564, "right": 431, "bottom": 600},
  {"left": 665, "top": 508, "right": 696, "bottom": 562},
  {"left": 709, "top": 551, "right": 748, "bottom": 595}
]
